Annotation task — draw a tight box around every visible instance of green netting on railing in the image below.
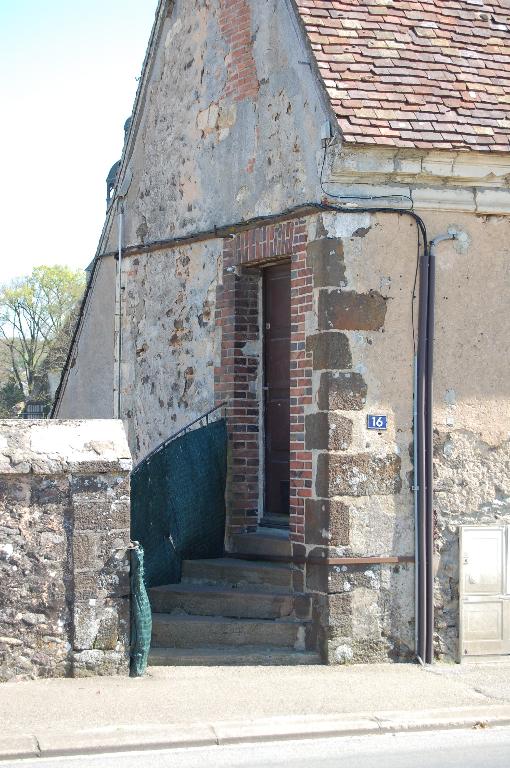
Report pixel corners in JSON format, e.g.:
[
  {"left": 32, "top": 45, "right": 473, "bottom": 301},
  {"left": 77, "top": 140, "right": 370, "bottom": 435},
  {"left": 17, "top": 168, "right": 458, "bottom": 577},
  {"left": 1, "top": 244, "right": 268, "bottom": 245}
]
[
  {"left": 129, "top": 418, "right": 227, "bottom": 675},
  {"left": 130, "top": 418, "right": 228, "bottom": 590},
  {"left": 129, "top": 545, "right": 152, "bottom": 677}
]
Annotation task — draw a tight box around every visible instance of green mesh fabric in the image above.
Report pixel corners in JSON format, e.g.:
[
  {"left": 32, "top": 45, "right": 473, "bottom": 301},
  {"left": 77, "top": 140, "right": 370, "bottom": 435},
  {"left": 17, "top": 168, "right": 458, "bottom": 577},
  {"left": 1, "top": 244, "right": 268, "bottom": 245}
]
[
  {"left": 130, "top": 419, "right": 227, "bottom": 589},
  {"left": 129, "top": 545, "right": 152, "bottom": 677}
]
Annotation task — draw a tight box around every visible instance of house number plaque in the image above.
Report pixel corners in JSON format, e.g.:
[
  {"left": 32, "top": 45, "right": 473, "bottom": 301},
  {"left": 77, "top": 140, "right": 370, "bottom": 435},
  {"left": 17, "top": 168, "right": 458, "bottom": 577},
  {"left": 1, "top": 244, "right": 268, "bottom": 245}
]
[{"left": 367, "top": 415, "right": 388, "bottom": 430}]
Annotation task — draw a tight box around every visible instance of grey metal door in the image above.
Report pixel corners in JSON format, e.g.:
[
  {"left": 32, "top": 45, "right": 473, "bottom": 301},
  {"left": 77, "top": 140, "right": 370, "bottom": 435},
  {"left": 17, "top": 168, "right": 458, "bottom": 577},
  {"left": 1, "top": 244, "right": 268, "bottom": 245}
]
[{"left": 459, "top": 526, "right": 510, "bottom": 658}]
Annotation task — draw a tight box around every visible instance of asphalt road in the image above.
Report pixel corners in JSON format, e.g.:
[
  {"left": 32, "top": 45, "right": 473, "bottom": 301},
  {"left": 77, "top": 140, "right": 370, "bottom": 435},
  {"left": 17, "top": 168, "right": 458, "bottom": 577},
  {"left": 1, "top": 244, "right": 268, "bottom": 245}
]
[{"left": 6, "top": 728, "right": 510, "bottom": 768}]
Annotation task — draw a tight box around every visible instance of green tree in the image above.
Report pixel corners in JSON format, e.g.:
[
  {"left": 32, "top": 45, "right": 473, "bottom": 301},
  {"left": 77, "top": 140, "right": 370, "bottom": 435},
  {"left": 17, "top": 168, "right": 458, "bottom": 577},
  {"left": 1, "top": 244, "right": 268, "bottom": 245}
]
[{"left": 0, "top": 265, "right": 85, "bottom": 397}]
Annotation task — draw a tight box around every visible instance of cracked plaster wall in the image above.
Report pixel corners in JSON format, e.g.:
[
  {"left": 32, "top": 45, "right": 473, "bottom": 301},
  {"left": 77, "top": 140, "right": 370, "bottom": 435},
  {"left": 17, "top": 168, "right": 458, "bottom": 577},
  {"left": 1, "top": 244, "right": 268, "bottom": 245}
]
[
  {"left": 120, "top": 241, "right": 222, "bottom": 462},
  {"left": 429, "top": 212, "right": 510, "bottom": 661},
  {"left": 56, "top": 256, "right": 116, "bottom": 419}
]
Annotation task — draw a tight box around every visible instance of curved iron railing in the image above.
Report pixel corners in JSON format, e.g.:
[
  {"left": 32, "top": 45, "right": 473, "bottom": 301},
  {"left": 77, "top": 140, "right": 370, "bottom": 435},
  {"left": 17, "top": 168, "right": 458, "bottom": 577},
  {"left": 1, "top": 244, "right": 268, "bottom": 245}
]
[{"left": 131, "top": 401, "right": 227, "bottom": 475}]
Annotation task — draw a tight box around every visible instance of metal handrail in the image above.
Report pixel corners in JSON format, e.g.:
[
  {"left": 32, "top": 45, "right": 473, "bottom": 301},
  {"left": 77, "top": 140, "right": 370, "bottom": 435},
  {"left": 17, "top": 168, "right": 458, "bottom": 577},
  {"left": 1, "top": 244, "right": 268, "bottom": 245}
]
[{"left": 131, "top": 401, "right": 227, "bottom": 474}]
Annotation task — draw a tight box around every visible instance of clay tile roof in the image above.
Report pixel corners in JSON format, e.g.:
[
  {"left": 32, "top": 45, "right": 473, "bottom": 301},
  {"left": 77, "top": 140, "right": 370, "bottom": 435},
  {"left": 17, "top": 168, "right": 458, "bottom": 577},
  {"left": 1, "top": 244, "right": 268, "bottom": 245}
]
[{"left": 296, "top": 0, "right": 510, "bottom": 151}]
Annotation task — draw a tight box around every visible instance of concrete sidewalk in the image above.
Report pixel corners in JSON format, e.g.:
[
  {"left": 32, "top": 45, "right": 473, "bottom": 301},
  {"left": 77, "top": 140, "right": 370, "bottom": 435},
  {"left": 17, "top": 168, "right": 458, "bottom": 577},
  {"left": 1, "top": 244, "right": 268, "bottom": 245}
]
[{"left": 1, "top": 662, "right": 510, "bottom": 760}]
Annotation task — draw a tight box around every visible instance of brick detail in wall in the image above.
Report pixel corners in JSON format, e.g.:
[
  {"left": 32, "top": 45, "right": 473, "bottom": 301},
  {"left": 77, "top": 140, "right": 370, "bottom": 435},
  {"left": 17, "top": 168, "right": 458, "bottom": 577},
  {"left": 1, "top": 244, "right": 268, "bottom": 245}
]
[
  {"left": 289, "top": 223, "right": 313, "bottom": 544},
  {"left": 215, "top": 265, "right": 260, "bottom": 535},
  {"left": 215, "top": 220, "right": 312, "bottom": 543},
  {"left": 219, "top": 0, "right": 259, "bottom": 102}
]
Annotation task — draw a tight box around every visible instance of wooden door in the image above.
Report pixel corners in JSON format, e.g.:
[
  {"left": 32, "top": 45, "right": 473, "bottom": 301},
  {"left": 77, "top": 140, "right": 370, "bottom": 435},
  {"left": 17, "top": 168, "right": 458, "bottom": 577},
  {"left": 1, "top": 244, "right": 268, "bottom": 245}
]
[{"left": 263, "top": 263, "right": 291, "bottom": 522}]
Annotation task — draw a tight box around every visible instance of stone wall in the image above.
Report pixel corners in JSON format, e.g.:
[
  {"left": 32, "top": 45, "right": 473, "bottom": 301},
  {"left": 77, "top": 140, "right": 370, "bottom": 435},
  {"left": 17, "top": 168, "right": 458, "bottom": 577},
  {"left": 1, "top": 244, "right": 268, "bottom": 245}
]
[
  {"left": 114, "top": 204, "right": 509, "bottom": 665},
  {"left": 301, "top": 208, "right": 510, "bottom": 664},
  {"left": 113, "top": 0, "right": 329, "bottom": 460},
  {"left": 0, "top": 420, "right": 132, "bottom": 681},
  {"left": 297, "top": 212, "right": 416, "bottom": 664}
]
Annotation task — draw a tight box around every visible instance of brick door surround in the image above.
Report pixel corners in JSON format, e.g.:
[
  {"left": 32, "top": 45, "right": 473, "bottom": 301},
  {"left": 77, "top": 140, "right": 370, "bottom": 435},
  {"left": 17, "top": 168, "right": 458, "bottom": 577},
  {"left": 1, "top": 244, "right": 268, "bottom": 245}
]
[{"left": 215, "top": 219, "right": 312, "bottom": 545}]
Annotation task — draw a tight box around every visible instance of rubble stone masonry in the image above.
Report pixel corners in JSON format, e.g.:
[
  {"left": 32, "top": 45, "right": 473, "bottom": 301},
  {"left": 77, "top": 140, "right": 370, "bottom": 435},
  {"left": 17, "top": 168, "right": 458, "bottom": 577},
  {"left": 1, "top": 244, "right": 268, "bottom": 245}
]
[{"left": 0, "top": 420, "right": 132, "bottom": 681}]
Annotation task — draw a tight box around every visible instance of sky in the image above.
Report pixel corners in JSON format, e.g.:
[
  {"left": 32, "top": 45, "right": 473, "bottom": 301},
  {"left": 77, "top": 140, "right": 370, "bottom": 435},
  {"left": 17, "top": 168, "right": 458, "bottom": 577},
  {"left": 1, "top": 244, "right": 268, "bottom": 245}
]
[{"left": 0, "top": 0, "right": 158, "bottom": 283}]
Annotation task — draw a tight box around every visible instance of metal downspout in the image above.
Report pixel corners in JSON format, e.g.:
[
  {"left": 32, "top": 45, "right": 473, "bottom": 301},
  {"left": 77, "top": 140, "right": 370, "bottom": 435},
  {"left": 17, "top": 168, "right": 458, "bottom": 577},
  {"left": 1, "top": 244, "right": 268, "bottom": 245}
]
[
  {"left": 413, "top": 355, "right": 423, "bottom": 664},
  {"left": 416, "top": 243, "right": 430, "bottom": 664},
  {"left": 423, "top": 232, "right": 457, "bottom": 664},
  {"left": 116, "top": 201, "right": 124, "bottom": 419}
]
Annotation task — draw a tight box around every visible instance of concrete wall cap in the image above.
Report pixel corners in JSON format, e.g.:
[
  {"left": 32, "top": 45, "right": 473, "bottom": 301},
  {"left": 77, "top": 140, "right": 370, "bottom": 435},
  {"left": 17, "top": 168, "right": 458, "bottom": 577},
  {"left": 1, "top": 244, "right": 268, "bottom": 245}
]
[{"left": 0, "top": 419, "right": 132, "bottom": 475}]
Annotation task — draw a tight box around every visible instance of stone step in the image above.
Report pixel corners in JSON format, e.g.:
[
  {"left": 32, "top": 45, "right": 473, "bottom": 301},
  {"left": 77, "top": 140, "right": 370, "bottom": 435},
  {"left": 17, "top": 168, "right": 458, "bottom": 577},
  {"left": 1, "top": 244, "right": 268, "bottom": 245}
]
[
  {"left": 151, "top": 614, "right": 309, "bottom": 649},
  {"left": 149, "top": 583, "right": 311, "bottom": 620},
  {"left": 181, "top": 558, "right": 293, "bottom": 591},
  {"left": 149, "top": 646, "right": 321, "bottom": 666},
  {"left": 231, "top": 532, "right": 292, "bottom": 559}
]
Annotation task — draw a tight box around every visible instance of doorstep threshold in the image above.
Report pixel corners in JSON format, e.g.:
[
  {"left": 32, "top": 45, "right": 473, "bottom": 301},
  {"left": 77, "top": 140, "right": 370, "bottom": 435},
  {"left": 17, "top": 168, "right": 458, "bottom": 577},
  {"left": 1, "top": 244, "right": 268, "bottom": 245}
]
[{"left": 258, "top": 516, "right": 290, "bottom": 535}]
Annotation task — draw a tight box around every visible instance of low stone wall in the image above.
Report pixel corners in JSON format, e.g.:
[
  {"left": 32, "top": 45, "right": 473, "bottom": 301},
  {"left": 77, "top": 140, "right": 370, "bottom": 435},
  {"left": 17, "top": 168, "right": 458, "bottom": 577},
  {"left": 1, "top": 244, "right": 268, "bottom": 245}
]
[{"left": 0, "top": 420, "right": 132, "bottom": 681}]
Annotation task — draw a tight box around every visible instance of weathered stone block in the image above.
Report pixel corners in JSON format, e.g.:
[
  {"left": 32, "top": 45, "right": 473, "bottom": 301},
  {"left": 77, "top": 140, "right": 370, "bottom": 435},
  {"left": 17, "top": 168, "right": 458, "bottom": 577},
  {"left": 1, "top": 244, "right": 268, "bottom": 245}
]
[
  {"left": 30, "top": 478, "right": 69, "bottom": 506},
  {"left": 0, "top": 477, "right": 31, "bottom": 503},
  {"left": 316, "top": 453, "right": 402, "bottom": 497},
  {"left": 321, "top": 563, "right": 415, "bottom": 663},
  {"left": 306, "top": 332, "right": 352, "bottom": 370},
  {"left": 305, "top": 412, "right": 353, "bottom": 451},
  {"left": 74, "top": 571, "right": 105, "bottom": 600},
  {"left": 328, "top": 593, "right": 352, "bottom": 633},
  {"left": 305, "top": 498, "right": 350, "bottom": 547},
  {"left": 72, "top": 493, "right": 130, "bottom": 532},
  {"left": 318, "top": 289, "right": 387, "bottom": 331},
  {"left": 73, "top": 532, "right": 99, "bottom": 570},
  {"left": 70, "top": 473, "right": 129, "bottom": 496},
  {"left": 73, "top": 600, "right": 128, "bottom": 653},
  {"left": 72, "top": 649, "right": 129, "bottom": 677},
  {"left": 327, "top": 637, "right": 391, "bottom": 665},
  {"left": 317, "top": 371, "right": 367, "bottom": 411},
  {"left": 94, "top": 607, "right": 121, "bottom": 651},
  {"left": 306, "top": 562, "right": 328, "bottom": 593},
  {"left": 306, "top": 237, "right": 346, "bottom": 287}
]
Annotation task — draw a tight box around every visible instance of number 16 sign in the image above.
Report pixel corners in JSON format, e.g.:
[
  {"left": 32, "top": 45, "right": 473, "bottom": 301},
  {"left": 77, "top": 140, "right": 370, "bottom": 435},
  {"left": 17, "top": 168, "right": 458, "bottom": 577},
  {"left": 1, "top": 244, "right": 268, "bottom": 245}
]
[{"left": 367, "top": 415, "right": 388, "bottom": 430}]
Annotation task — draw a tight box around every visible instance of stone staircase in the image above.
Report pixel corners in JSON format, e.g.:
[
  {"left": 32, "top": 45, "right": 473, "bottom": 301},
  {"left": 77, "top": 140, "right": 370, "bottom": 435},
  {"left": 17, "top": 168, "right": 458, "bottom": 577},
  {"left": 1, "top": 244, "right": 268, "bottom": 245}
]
[{"left": 148, "top": 532, "right": 321, "bottom": 666}]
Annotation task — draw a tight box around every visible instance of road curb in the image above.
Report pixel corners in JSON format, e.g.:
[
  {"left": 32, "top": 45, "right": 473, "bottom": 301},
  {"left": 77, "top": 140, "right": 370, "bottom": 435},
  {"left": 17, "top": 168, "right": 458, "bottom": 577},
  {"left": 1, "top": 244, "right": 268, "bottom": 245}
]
[{"left": 2, "top": 706, "right": 510, "bottom": 761}]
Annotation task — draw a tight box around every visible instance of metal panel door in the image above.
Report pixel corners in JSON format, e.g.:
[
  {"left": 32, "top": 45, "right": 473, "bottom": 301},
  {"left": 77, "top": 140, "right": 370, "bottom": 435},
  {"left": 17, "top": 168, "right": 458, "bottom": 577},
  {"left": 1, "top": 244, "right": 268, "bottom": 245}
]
[
  {"left": 461, "top": 526, "right": 505, "bottom": 595},
  {"left": 460, "top": 526, "right": 510, "bottom": 658},
  {"left": 461, "top": 599, "right": 510, "bottom": 657}
]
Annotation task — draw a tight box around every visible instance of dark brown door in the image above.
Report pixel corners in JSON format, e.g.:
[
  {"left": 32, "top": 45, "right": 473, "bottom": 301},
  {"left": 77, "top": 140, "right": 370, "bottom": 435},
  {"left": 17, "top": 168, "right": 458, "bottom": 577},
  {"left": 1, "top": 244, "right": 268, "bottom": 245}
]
[{"left": 263, "top": 263, "right": 291, "bottom": 521}]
